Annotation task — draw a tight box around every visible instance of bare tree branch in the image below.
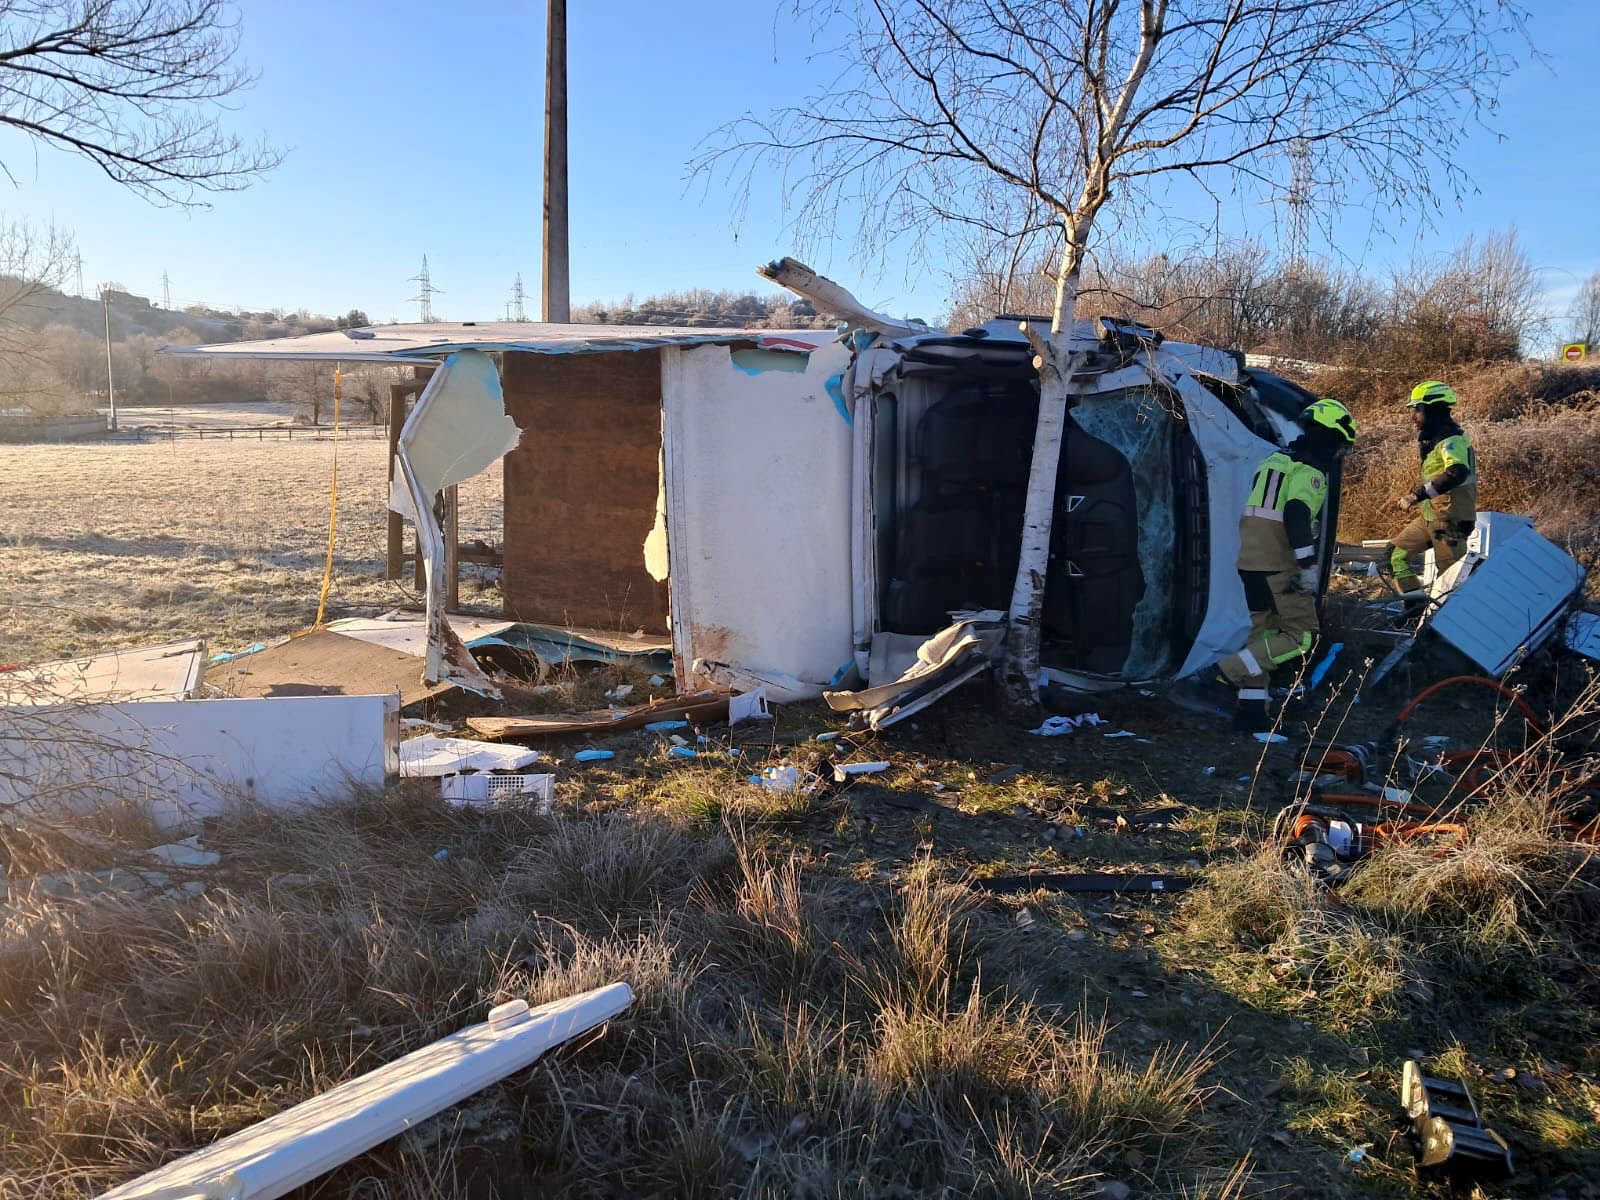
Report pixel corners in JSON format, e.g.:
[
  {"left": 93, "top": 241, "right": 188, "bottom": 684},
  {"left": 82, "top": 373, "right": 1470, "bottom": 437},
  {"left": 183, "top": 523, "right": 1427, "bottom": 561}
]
[{"left": 0, "top": 0, "right": 281, "bottom": 205}]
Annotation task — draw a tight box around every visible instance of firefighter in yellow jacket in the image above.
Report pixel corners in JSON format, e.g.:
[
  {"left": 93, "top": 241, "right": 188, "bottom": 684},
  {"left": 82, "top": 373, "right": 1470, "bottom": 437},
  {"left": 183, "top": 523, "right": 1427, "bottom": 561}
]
[
  {"left": 1219, "top": 398, "right": 1357, "bottom": 731},
  {"left": 1388, "top": 380, "right": 1477, "bottom": 597}
]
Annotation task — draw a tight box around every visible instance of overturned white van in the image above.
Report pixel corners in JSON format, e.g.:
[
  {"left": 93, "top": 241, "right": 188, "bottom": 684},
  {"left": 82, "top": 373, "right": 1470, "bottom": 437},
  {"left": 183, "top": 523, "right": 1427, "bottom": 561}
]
[{"left": 164, "top": 302, "right": 1332, "bottom": 703}]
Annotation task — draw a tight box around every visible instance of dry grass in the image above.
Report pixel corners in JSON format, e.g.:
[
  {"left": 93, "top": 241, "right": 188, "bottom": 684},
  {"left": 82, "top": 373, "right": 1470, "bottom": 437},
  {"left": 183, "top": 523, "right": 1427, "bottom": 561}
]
[
  {"left": 1338, "top": 407, "right": 1600, "bottom": 556},
  {"left": 0, "top": 774, "right": 1235, "bottom": 1199},
  {"left": 0, "top": 436, "right": 502, "bottom": 665}
]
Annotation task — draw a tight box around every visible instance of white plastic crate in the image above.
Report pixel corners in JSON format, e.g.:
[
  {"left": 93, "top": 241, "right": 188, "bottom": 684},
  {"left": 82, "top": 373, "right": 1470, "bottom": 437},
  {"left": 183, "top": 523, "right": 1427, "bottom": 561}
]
[{"left": 439, "top": 773, "right": 555, "bottom": 812}]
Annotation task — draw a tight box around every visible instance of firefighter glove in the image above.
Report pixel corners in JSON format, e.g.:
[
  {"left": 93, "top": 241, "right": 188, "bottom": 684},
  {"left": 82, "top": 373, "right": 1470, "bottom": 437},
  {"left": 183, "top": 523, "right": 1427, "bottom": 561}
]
[
  {"left": 1395, "top": 493, "right": 1418, "bottom": 511},
  {"left": 1295, "top": 566, "right": 1319, "bottom": 595}
]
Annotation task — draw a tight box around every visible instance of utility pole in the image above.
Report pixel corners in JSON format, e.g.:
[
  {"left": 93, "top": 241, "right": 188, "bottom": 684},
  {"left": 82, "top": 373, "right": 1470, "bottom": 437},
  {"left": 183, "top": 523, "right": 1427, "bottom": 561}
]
[
  {"left": 99, "top": 284, "right": 117, "bottom": 432},
  {"left": 72, "top": 251, "right": 84, "bottom": 298},
  {"left": 408, "top": 255, "right": 442, "bottom": 322},
  {"left": 510, "top": 273, "right": 528, "bottom": 321},
  {"left": 542, "top": 0, "right": 570, "bottom": 322},
  {"left": 161, "top": 269, "right": 172, "bottom": 310}
]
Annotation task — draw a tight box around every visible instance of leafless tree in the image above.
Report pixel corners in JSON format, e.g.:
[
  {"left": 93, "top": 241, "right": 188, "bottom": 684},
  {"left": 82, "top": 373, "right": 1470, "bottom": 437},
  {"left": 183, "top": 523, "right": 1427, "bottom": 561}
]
[
  {"left": 0, "top": 218, "right": 80, "bottom": 412},
  {"left": 0, "top": 0, "right": 279, "bottom": 204},
  {"left": 702, "top": 0, "right": 1529, "bottom": 718},
  {"left": 1569, "top": 271, "right": 1600, "bottom": 352}
]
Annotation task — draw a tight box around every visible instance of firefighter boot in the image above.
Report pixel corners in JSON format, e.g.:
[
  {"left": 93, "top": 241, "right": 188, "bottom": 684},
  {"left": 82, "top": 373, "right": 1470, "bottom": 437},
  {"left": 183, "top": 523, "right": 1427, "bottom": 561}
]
[{"left": 1232, "top": 693, "right": 1271, "bottom": 733}]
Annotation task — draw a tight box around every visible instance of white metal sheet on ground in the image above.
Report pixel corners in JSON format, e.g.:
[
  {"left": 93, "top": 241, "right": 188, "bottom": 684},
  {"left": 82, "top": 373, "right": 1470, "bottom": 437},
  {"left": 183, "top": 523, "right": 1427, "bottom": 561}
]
[
  {"left": 663, "top": 339, "right": 855, "bottom": 701},
  {"left": 0, "top": 639, "right": 206, "bottom": 705},
  {"left": 325, "top": 614, "right": 516, "bottom": 657},
  {"left": 0, "top": 695, "right": 397, "bottom": 828},
  {"left": 95, "top": 983, "right": 635, "bottom": 1200},
  {"left": 1428, "top": 513, "right": 1585, "bottom": 676},
  {"left": 398, "top": 735, "right": 541, "bottom": 777}
]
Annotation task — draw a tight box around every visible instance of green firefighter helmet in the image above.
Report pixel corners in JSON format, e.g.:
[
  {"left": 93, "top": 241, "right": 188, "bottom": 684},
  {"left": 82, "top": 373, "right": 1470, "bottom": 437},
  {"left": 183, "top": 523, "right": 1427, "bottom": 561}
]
[
  {"left": 1301, "top": 397, "right": 1357, "bottom": 447},
  {"left": 1407, "top": 379, "right": 1458, "bottom": 407}
]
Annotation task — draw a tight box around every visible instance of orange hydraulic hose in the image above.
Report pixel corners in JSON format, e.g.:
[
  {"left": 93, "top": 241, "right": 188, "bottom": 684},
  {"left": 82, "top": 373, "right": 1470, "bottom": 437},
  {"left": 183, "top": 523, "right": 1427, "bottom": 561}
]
[{"left": 1396, "top": 674, "right": 1546, "bottom": 736}]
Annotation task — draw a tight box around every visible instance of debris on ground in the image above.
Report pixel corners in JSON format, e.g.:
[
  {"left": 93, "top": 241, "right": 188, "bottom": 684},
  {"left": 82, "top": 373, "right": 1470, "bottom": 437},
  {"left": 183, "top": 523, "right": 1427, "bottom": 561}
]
[
  {"left": 832, "top": 760, "right": 891, "bottom": 782},
  {"left": 206, "top": 629, "right": 452, "bottom": 707},
  {"left": 0, "top": 638, "right": 207, "bottom": 705},
  {"left": 974, "top": 872, "right": 1197, "bottom": 896},
  {"left": 93, "top": 983, "right": 636, "bottom": 1200},
  {"left": 466, "top": 690, "right": 739, "bottom": 741},
  {"left": 397, "top": 735, "right": 542, "bottom": 777},
  {"left": 0, "top": 693, "right": 397, "bottom": 826},
  {"left": 1400, "top": 1059, "right": 1514, "bottom": 1180},
  {"left": 439, "top": 772, "right": 555, "bottom": 812},
  {"left": 1030, "top": 712, "right": 1106, "bottom": 737},
  {"left": 824, "top": 611, "right": 1005, "bottom": 730}
]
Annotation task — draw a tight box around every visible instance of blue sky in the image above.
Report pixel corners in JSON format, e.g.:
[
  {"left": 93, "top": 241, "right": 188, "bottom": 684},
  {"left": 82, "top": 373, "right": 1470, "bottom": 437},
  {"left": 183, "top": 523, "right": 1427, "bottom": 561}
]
[{"left": 0, "top": 0, "right": 1593, "bottom": 332}]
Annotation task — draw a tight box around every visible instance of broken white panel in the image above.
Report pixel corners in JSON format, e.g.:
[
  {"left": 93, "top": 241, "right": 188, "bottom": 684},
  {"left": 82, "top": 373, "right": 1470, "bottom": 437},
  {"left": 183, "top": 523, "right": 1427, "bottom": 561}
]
[
  {"left": 1159, "top": 365, "right": 1283, "bottom": 680},
  {"left": 663, "top": 337, "right": 855, "bottom": 701},
  {"left": 398, "top": 735, "right": 542, "bottom": 777},
  {"left": 827, "top": 612, "right": 1004, "bottom": 730},
  {"left": 325, "top": 614, "right": 516, "bottom": 657},
  {"left": 1428, "top": 512, "right": 1585, "bottom": 676},
  {"left": 0, "top": 695, "right": 397, "bottom": 829},
  {"left": 0, "top": 638, "right": 206, "bottom": 705},
  {"left": 390, "top": 349, "right": 521, "bottom": 696},
  {"left": 727, "top": 687, "right": 771, "bottom": 725},
  {"left": 95, "top": 982, "right": 635, "bottom": 1200}
]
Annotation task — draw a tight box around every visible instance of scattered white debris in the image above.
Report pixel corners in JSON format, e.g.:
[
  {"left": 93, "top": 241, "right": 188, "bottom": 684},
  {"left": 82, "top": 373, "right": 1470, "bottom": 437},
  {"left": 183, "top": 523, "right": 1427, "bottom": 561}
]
[
  {"left": 1029, "top": 713, "right": 1106, "bottom": 737},
  {"left": 1102, "top": 730, "right": 1136, "bottom": 739},
  {"left": 1253, "top": 732, "right": 1291, "bottom": 745},
  {"left": 440, "top": 773, "right": 555, "bottom": 813},
  {"left": 728, "top": 687, "right": 772, "bottom": 725},
  {"left": 833, "top": 761, "right": 891, "bottom": 782},
  {"left": 604, "top": 683, "right": 635, "bottom": 704},
  {"left": 399, "top": 736, "right": 542, "bottom": 778},
  {"left": 147, "top": 837, "right": 221, "bottom": 869},
  {"left": 648, "top": 674, "right": 666, "bottom": 686},
  {"left": 749, "top": 764, "right": 819, "bottom": 794}
]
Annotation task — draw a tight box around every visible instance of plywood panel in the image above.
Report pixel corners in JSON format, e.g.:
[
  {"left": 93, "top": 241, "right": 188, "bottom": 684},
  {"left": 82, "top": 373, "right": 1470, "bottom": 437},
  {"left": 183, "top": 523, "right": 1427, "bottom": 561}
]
[{"left": 501, "top": 349, "right": 670, "bottom": 633}]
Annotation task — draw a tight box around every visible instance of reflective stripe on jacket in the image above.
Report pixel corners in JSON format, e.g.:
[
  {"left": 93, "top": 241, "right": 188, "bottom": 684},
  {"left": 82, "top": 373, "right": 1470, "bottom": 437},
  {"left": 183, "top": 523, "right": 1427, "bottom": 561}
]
[{"left": 1238, "top": 451, "right": 1327, "bottom": 573}]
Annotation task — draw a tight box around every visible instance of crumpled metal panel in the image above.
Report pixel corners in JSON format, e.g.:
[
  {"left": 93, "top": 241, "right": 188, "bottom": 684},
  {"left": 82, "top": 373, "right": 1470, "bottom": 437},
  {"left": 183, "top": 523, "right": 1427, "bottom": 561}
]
[{"left": 1428, "top": 513, "right": 1585, "bottom": 676}]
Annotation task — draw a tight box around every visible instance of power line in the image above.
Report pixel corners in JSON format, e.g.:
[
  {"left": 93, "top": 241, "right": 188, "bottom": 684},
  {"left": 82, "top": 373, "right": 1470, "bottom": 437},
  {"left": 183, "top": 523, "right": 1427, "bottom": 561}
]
[
  {"left": 161, "top": 269, "right": 172, "bottom": 310},
  {"left": 510, "top": 273, "right": 528, "bottom": 322},
  {"left": 408, "top": 254, "right": 442, "bottom": 323}
]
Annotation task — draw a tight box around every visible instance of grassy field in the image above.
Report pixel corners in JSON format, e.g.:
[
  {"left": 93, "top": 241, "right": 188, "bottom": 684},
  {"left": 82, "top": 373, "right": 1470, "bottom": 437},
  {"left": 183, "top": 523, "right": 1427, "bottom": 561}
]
[
  {"left": 0, "top": 435, "right": 501, "bottom": 666},
  {"left": 2, "top": 431, "right": 1599, "bottom": 1198}
]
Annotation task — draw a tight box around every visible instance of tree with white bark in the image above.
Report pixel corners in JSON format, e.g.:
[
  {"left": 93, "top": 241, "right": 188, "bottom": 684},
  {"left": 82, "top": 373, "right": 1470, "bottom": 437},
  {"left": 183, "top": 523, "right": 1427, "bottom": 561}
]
[
  {"left": 702, "top": 0, "right": 1528, "bottom": 718},
  {"left": 0, "top": 0, "right": 278, "bottom": 204},
  {"left": 1570, "top": 271, "right": 1600, "bottom": 352}
]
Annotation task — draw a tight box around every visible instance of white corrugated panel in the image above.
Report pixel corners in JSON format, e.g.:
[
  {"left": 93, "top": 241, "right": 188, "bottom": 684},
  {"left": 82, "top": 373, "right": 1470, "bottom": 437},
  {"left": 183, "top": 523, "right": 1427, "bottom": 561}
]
[{"left": 1428, "top": 513, "right": 1585, "bottom": 676}]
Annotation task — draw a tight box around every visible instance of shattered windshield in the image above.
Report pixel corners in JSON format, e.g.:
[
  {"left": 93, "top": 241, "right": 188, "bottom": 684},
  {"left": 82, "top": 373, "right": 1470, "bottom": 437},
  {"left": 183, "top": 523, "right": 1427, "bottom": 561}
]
[{"left": 1068, "top": 386, "right": 1177, "bottom": 678}]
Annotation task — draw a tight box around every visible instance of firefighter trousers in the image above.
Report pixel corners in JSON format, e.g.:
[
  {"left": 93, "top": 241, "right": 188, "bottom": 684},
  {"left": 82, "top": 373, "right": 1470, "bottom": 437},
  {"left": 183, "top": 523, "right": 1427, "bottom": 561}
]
[
  {"left": 1218, "top": 569, "right": 1319, "bottom": 695},
  {"left": 1388, "top": 513, "right": 1466, "bottom": 584}
]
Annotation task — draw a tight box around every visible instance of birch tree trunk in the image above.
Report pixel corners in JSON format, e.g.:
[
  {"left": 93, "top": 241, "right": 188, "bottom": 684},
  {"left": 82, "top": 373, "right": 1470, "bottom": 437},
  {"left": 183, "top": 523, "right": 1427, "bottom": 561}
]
[{"left": 998, "top": 241, "right": 1085, "bottom": 719}]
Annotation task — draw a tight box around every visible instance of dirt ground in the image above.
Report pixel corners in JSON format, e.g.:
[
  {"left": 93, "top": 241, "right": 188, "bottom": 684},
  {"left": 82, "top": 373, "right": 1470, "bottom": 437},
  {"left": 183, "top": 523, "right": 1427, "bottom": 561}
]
[{"left": 0, "top": 435, "right": 502, "bottom": 666}]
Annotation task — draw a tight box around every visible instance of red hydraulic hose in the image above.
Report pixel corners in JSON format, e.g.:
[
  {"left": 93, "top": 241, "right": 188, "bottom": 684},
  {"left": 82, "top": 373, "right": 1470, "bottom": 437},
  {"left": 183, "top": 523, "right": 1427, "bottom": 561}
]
[{"left": 1396, "top": 674, "right": 1546, "bottom": 736}]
